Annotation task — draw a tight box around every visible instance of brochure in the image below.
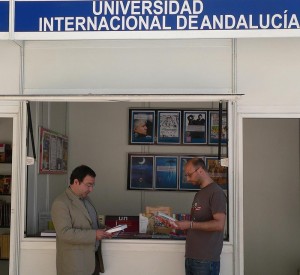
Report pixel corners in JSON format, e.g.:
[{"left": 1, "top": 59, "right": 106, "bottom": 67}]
[
  {"left": 155, "top": 211, "right": 178, "bottom": 228},
  {"left": 40, "top": 230, "right": 56, "bottom": 237},
  {"left": 106, "top": 224, "right": 128, "bottom": 233}
]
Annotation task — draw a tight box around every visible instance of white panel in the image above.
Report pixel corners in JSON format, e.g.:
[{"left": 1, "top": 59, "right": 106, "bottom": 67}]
[
  {"left": 24, "top": 39, "right": 232, "bottom": 93},
  {"left": 19, "top": 240, "right": 233, "bottom": 275},
  {"left": 0, "top": 41, "right": 21, "bottom": 95},
  {"left": 237, "top": 38, "right": 300, "bottom": 108},
  {"left": 20, "top": 249, "right": 56, "bottom": 275}
]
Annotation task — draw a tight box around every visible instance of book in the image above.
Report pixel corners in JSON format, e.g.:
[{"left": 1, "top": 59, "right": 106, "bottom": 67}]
[
  {"left": 155, "top": 211, "right": 178, "bottom": 228},
  {"left": 40, "top": 230, "right": 56, "bottom": 237},
  {"left": 105, "top": 224, "right": 128, "bottom": 233},
  {"left": 105, "top": 215, "right": 139, "bottom": 233}
]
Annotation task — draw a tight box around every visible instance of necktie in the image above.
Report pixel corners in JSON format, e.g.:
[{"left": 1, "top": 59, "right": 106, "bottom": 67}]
[{"left": 82, "top": 198, "right": 100, "bottom": 251}]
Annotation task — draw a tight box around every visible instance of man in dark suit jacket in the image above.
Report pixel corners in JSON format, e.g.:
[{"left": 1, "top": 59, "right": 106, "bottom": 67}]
[{"left": 51, "top": 165, "right": 112, "bottom": 275}]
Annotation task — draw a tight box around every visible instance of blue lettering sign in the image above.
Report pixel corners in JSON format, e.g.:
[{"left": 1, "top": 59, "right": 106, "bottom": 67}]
[{"left": 13, "top": 0, "right": 300, "bottom": 36}]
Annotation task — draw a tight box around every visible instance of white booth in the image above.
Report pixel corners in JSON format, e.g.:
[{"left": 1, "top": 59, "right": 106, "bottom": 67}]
[{"left": 1, "top": 1, "right": 300, "bottom": 275}]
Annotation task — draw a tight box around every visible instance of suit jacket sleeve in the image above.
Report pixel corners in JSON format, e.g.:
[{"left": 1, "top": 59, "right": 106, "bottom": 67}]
[{"left": 51, "top": 197, "right": 96, "bottom": 244}]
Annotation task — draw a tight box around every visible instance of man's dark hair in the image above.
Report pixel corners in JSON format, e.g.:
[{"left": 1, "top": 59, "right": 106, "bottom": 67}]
[
  {"left": 189, "top": 158, "right": 208, "bottom": 172},
  {"left": 70, "top": 165, "right": 96, "bottom": 185}
]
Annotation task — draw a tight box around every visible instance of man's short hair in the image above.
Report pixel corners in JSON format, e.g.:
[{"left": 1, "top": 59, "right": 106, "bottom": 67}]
[
  {"left": 188, "top": 158, "right": 207, "bottom": 172},
  {"left": 70, "top": 165, "right": 96, "bottom": 185}
]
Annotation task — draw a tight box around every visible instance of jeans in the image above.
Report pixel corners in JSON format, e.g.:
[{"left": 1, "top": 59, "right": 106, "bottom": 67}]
[{"left": 185, "top": 258, "right": 220, "bottom": 275}]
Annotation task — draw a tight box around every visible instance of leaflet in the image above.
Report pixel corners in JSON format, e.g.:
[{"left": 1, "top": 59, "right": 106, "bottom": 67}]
[{"left": 106, "top": 224, "right": 128, "bottom": 233}]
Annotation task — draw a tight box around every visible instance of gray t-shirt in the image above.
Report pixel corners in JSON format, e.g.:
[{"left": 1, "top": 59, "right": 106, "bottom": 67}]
[{"left": 185, "top": 182, "right": 227, "bottom": 261}]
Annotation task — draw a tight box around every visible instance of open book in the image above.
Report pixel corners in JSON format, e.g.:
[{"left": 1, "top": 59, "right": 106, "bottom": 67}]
[
  {"left": 105, "top": 224, "right": 128, "bottom": 233},
  {"left": 155, "top": 211, "right": 178, "bottom": 228}
]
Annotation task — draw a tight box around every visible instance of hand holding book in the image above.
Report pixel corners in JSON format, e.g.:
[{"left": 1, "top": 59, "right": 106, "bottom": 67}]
[
  {"left": 96, "top": 229, "right": 113, "bottom": 240},
  {"left": 155, "top": 211, "right": 178, "bottom": 228},
  {"left": 105, "top": 224, "right": 128, "bottom": 234}
]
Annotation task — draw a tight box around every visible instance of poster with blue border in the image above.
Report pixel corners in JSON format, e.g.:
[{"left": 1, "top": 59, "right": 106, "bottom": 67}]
[
  {"left": 179, "top": 156, "right": 204, "bottom": 191},
  {"left": 130, "top": 110, "right": 155, "bottom": 145},
  {"left": 183, "top": 111, "right": 207, "bottom": 145},
  {"left": 157, "top": 110, "right": 181, "bottom": 144},
  {"left": 208, "top": 111, "right": 228, "bottom": 145},
  {"left": 154, "top": 156, "right": 178, "bottom": 190},
  {"left": 128, "top": 155, "right": 154, "bottom": 190}
]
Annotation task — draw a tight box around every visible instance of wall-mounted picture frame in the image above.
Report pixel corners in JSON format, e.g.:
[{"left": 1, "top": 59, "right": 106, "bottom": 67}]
[
  {"left": 39, "top": 126, "right": 68, "bottom": 174},
  {"left": 129, "top": 110, "right": 155, "bottom": 144},
  {"left": 157, "top": 110, "right": 181, "bottom": 144},
  {"left": 154, "top": 156, "right": 178, "bottom": 190},
  {"left": 208, "top": 111, "right": 228, "bottom": 145},
  {"left": 205, "top": 156, "right": 228, "bottom": 190},
  {"left": 183, "top": 111, "right": 207, "bottom": 144},
  {"left": 128, "top": 154, "right": 154, "bottom": 190},
  {"left": 179, "top": 156, "right": 204, "bottom": 191}
]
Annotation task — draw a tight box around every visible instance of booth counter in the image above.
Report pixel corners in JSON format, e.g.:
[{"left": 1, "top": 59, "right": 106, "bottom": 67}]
[{"left": 20, "top": 238, "right": 233, "bottom": 275}]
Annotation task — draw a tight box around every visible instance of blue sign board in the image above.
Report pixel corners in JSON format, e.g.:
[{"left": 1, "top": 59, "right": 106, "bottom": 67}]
[
  {"left": 0, "top": 1, "right": 9, "bottom": 33},
  {"left": 13, "top": 0, "right": 300, "bottom": 38}
]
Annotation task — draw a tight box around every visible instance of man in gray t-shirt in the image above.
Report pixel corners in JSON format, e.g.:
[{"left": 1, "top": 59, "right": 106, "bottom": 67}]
[{"left": 174, "top": 158, "right": 227, "bottom": 275}]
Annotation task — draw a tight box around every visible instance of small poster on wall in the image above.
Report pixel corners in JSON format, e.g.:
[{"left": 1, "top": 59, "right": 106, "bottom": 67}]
[
  {"left": 208, "top": 111, "right": 228, "bottom": 145},
  {"left": 154, "top": 156, "right": 178, "bottom": 190},
  {"left": 205, "top": 157, "right": 228, "bottom": 189},
  {"left": 39, "top": 127, "right": 68, "bottom": 174},
  {"left": 128, "top": 155, "right": 154, "bottom": 190},
  {"left": 183, "top": 111, "right": 207, "bottom": 144},
  {"left": 179, "top": 156, "right": 204, "bottom": 191},
  {"left": 157, "top": 111, "right": 181, "bottom": 144},
  {"left": 129, "top": 110, "right": 155, "bottom": 144}
]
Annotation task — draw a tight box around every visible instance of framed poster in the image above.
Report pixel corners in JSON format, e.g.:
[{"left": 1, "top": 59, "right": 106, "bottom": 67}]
[
  {"left": 129, "top": 110, "right": 155, "bottom": 144},
  {"left": 179, "top": 156, "right": 204, "bottom": 191},
  {"left": 157, "top": 110, "right": 181, "bottom": 144},
  {"left": 205, "top": 157, "right": 228, "bottom": 190},
  {"left": 39, "top": 127, "right": 68, "bottom": 174},
  {"left": 183, "top": 111, "right": 207, "bottom": 144},
  {"left": 154, "top": 156, "right": 178, "bottom": 190},
  {"left": 208, "top": 111, "right": 228, "bottom": 145},
  {"left": 128, "top": 154, "right": 154, "bottom": 190}
]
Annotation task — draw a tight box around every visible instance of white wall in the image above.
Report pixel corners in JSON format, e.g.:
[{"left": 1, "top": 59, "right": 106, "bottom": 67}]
[
  {"left": 237, "top": 38, "right": 300, "bottom": 110},
  {"left": 23, "top": 39, "right": 232, "bottom": 93},
  {"left": 0, "top": 41, "right": 21, "bottom": 95}
]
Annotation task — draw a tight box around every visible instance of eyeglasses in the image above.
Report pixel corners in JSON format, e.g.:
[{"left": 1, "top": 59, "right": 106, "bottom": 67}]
[
  {"left": 82, "top": 182, "right": 95, "bottom": 189},
  {"left": 185, "top": 167, "right": 200, "bottom": 178}
]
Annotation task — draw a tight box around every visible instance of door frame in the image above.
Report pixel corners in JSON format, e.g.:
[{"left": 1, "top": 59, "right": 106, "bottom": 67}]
[
  {"left": 0, "top": 103, "right": 23, "bottom": 275},
  {"left": 236, "top": 107, "right": 300, "bottom": 275}
]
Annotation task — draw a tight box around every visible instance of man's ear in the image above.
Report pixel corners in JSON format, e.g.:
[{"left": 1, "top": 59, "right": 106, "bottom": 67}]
[{"left": 74, "top": 179, "right": 80, "bottom": 185}]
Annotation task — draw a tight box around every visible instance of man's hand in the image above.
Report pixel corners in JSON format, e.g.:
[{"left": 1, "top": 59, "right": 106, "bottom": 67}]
[
  {"left": 96, "top": 229, "right": 112, "bottom": 240},
  {"left": 173, "top": 220, "right": 190, "bottom": 230},
  {"left": 173, "top": 213, "right": 226, "bottom": 232}
]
